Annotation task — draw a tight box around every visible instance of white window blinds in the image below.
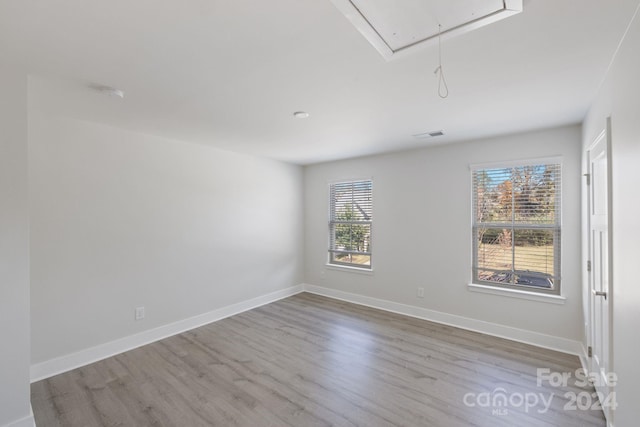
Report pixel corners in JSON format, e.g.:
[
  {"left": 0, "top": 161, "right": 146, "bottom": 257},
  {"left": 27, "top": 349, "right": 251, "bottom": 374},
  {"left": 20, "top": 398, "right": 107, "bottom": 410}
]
[
  {"left": 329, "top": 180, "right": 373, "bottom": 269},
  {"left": 472, "top": 163, "right": 561, "bottom": 293}
]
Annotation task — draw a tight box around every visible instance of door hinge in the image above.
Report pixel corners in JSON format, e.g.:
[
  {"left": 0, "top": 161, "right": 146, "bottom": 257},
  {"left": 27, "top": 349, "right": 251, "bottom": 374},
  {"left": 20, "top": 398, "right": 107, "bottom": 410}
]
[
  {"left": 584, "top": 173, "right": 591, "bottom": 185},
  {"left": 588, "top": 346, "right": 593, "bottom": 358},
  {"left": 587, "top": 260, "right": 592, "bottom": 272}
]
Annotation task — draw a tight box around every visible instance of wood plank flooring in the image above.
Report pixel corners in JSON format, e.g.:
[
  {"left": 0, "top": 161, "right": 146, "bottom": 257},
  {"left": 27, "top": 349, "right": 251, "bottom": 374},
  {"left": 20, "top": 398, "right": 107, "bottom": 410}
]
[{"left": 31, "top": 293, "right": 606, "bottom": 426}]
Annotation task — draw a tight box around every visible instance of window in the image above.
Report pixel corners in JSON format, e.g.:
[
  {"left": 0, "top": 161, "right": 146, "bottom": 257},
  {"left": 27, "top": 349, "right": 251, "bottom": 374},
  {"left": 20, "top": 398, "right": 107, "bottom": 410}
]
[
  {"left": 329, "top": 180, "right": 372, "bottom": 269},
  {"left": 472, "top": 161, "right": 561, "bottom": 294}
]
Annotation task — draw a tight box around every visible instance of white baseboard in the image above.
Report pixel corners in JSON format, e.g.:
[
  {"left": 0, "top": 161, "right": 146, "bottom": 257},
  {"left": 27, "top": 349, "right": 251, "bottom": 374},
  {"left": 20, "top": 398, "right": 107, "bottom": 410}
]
[
  {"left": 2, "top": 408, "right": 35, "bottom": 427},
  {"left": 303, "top": 284, "right": 583, "bottom": 356},
  {"left": 31, "top": 282, "right": 584, "bottom": 382},
  {"left": 30, "top": 285, "right": 304, "bottom": 382}
]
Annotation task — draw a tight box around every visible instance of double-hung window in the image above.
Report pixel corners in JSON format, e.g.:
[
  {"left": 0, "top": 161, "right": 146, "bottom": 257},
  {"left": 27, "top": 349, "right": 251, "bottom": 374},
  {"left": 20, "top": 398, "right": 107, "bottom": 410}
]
[
  {"left": 328, "top": 180, "right": 373, "bottom": 269},
  {"left": 472, "top": 160, "right": 561, "bottom": 294}
]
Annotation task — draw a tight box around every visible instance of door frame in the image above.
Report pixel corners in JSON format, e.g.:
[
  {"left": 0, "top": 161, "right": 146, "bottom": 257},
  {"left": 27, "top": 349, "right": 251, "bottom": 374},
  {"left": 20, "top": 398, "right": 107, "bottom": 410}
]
[{"left": 584, "top": 118, "right": 614, "bottom": 424}]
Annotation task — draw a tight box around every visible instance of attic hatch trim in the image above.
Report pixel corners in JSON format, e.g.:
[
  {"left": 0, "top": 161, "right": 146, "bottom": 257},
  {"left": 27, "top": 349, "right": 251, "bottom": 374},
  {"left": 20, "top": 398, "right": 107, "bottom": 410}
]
[{"left": 331, "top": 0, "right": 523, "bottom": 61}]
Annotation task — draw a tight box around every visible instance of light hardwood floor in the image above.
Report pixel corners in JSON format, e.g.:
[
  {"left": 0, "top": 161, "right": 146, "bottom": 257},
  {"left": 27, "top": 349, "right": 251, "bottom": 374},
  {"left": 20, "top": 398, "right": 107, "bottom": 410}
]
[{"left": 31, "top": 293, "right": 606, "bottom": 426}]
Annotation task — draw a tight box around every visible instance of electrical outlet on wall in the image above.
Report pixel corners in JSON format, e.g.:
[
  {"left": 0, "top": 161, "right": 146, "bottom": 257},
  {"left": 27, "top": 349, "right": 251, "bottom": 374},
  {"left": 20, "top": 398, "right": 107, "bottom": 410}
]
[
  {"left": 135, "top": 306, "right": 145, "bottom": 321},
  {"left": 417, "top": 287, "right": 425, "bottom": 298}
]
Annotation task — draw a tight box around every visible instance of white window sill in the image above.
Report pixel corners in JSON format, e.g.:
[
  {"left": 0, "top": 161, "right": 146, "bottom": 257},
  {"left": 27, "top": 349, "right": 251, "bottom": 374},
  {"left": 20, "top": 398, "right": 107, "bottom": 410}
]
[
  {"left": 467, "top": 283, "right": 566, "bottom": 305},
  {"left": 325, "top": 264, "right": 374, "bottom": 275}
]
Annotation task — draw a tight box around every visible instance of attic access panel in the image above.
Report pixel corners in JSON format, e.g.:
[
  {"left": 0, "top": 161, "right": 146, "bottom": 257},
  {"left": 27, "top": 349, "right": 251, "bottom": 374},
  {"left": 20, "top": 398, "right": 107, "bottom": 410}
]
[{"left": 331, "top": 0, "right": 523, "bottom": 60}]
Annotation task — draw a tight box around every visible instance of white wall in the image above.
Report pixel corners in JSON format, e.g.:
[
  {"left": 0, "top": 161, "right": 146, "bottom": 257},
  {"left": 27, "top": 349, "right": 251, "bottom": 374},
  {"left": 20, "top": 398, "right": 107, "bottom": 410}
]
[
  {"left": 305, "top": 125, "right": 583, "bottom": 346},
  {"left": 582, "top": 5, "right": 640, "bottom": 426},
  {"left": 0, "top": 67, "right": 33, "bottom": 426},
  {"left": 29, "top": 110, "right": 304, "bottom": 366}
]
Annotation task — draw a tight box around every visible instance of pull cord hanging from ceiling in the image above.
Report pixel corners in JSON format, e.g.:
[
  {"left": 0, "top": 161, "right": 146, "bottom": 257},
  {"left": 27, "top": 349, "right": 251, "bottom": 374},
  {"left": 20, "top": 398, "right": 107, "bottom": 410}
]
[{"left": 434, "top": 24, "right": 449, "bottom": 98}]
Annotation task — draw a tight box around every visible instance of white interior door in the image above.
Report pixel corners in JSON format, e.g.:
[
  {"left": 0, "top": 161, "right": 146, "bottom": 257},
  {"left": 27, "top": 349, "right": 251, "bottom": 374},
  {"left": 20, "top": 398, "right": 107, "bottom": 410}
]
[{"left": 588, "top": 125, "right": 613, "bottom": 423}]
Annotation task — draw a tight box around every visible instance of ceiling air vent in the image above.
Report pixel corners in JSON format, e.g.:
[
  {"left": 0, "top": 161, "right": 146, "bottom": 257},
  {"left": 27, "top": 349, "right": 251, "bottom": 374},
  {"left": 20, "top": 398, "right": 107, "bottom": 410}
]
[
  {"left": 330, "top": 0, "right": 523, "bottom": 60},
  {"left": 413, "top": 130, "right": 445, "bottom": 139}
]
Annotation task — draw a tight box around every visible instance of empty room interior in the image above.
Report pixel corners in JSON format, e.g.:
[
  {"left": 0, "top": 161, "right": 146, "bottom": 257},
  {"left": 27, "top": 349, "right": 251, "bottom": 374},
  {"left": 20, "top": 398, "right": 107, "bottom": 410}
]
[{"left": 2, "top": 0, "right": 640, "bottom": 426}]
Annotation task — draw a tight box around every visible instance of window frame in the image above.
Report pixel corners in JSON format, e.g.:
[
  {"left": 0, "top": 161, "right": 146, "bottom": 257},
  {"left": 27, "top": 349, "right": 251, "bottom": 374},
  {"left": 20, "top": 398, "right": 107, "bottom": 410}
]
[
  {"left": 328, "top": 179, "right": 373, "bottom": 270},
  {"left": 471, "top": 158, "right": 562, "bottom": 296}
]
